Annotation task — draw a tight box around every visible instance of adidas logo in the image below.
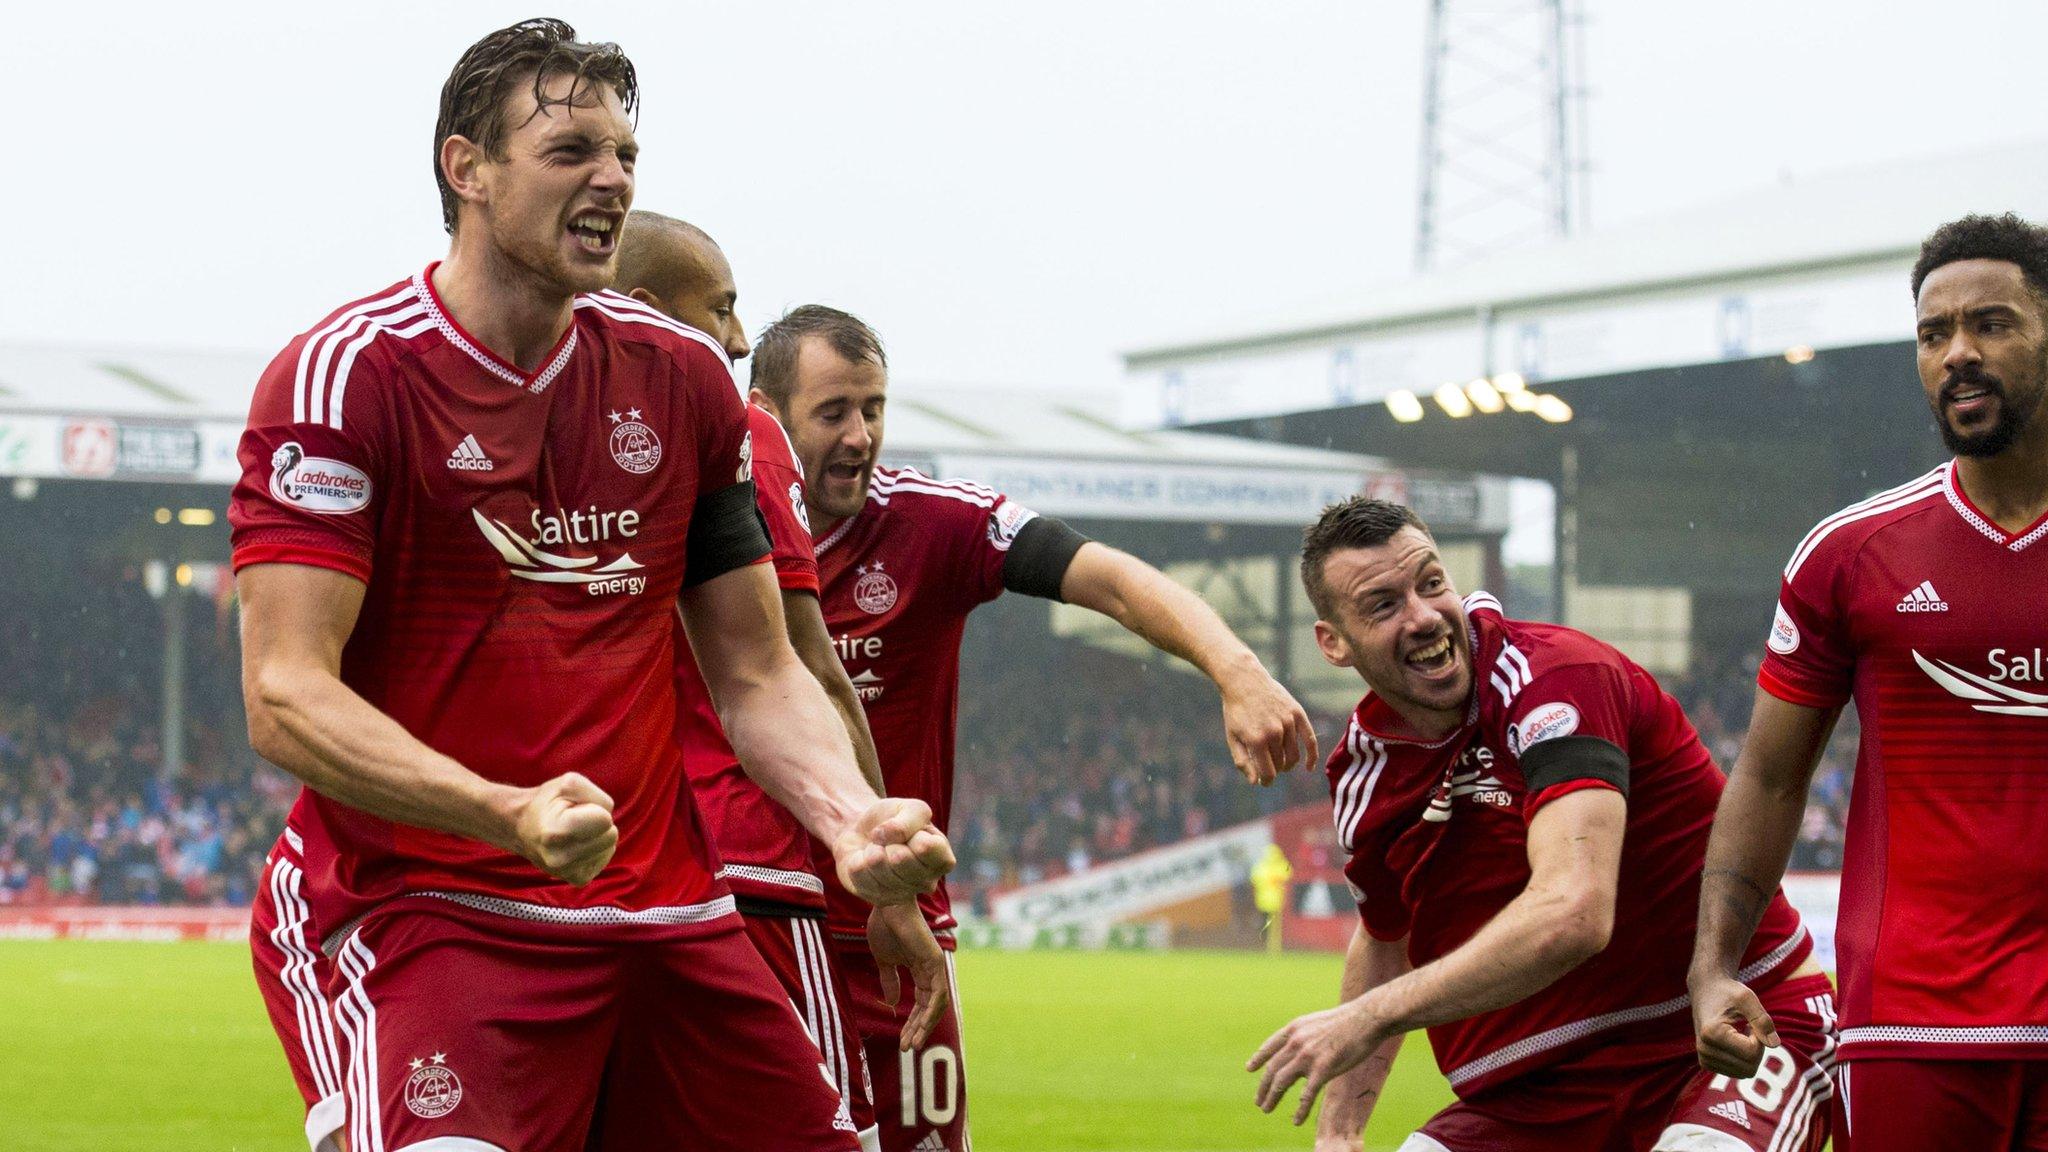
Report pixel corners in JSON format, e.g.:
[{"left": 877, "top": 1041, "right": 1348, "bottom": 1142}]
[
  {"left": 912, "top": 1133, "right": 948, "bottom": 1152},
  {"left": 1708, "top": 1099, "right": 1752, "bottom": 1130},
  {"left": 1896, "top": 580, "right": 1948, "bottom": 613},
  {"left": 447, "top": 434, "right": 496, "bottom": 472}
]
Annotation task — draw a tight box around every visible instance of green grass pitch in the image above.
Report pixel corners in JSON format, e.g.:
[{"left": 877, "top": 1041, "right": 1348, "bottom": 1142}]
[{"left": 0, "top": 940, "right": 1454, "bottom": 1150}]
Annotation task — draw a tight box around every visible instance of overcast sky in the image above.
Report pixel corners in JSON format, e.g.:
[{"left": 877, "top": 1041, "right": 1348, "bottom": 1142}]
[{"left": 9, "top": 1, "right": 2048, "bottom": 400}]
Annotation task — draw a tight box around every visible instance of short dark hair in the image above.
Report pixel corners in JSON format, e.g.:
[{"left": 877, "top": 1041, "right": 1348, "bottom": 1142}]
[
  {"left": 1300, "top": 497, "right": 1432, "bottom": 621},
  {"left": 750, "top": 305, "right": 887, "bottom": 410},
  {"left": 614, "top": 211, "right": 717, "bottom": 300},
  {"left": 433, "top": 18, "right": 638, "bottom": 234},
  {"left": 1911, "top": 213, "right": 2048, "bottom": 303}
]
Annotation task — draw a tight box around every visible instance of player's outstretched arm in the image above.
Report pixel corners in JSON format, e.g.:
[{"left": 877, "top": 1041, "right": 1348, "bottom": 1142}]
[
  {"left": 1251, "top": 787, "right": 1624, "bottom": 1124},
  {"left": 238, "top": 563, "right": 618, "bottom": 884},
  {"left": 1689, "top": 687, "right": 1839, "bottom": 1077},
  {"left": 1309, "top": 926, "right": 1410, "bottom": 1149},
  {"left": 681, "top": 561, "right": 953, "bottom": 906},
  {"left": 1058, "top": 542, "right": 1318, "bottom": 785}
]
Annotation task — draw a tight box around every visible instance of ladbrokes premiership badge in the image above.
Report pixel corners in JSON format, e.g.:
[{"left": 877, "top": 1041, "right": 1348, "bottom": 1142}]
[
  {"left": 854, "top": 561, "right": 899, "bottom": 615},
  {"left": 403, "top": 1053, "right": 463, "bottom": 1119},
  {"left": 607, "top": 408, "right": 663, "bottom": 475}
]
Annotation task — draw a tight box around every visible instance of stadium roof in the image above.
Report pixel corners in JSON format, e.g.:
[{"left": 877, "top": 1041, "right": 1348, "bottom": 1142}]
[
  {"left": 0, "top": 343, "right": 1512, "bottom": 531},
  {"left": 0, "top": 344, "right": 267, "bottom": 422},
  {"left": 1121, "top": 138, "right": 2048, "bottom": 427}
]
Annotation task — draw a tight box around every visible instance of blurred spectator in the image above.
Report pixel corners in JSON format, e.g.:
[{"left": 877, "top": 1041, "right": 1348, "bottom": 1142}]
[{"left": 1664, "top": 651, "right": 1855, "bottom": 871}]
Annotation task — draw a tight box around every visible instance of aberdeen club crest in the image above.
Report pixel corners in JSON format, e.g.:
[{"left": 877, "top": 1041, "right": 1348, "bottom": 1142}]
[
  {"left": 403, "top": 1053, "right": 463, "bottom": 1119},
  {"left": 854, "top": 562, "right": 899, "bottom": 615},
  {"left": 607, "top": 409, "right": 662, "bottom": 475}
]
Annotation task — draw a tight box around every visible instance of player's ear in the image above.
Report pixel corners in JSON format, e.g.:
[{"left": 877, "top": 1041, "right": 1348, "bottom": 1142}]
[
  {"left": 441, "top": 135, "right": 488, "bottom": 216},
  {"left": 626, "top": 286, "right": 665, "bottom": 312},
  {"left": 1314, "top": 619, "right": 1356, "bottom": 670},
  {"left": 749, "top": 387, "right": 782, "bottom": 421}
]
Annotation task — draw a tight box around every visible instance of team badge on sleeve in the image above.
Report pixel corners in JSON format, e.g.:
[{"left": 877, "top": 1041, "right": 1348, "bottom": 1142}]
[
  {"left": 788, "top": 481, "right": 811, "bottom": 533},
  {"left": 1768, "top": 603, "right": 1801, "bottom": 655},
  {"left": 735, "top": 430, "right": 753, "bottom": 483},
  {"left": 1507, "top": 701, "right": 1580, "bottom": 756},
  {"left": 987, "top": 500, "right": 1039, "bottom": 550},
  {"left": 268, "top": 441, "right": 371, "bottom": 514}
]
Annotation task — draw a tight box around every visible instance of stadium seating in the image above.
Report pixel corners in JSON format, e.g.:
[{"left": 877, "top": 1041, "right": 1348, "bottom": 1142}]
[{"left": 0, "top": 571, "right": 1854, "bottom": 907}]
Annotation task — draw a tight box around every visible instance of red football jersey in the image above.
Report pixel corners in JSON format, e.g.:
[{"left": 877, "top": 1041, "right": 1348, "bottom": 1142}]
[
  {"left": 228, "top": 267, "right": 758, "bottom": 938},
  {"left": 675, "top": 402, "right": 826, "bottom": 911},
  {"left": 1331, "top": 593, "right": 1811, "bottom": 1098},
  {"left": 811, "top": 467, "right": 1041, "bottom": 941},
  {"left": 1761, "top": 460, "right": 2048, "bottom": 1062}
]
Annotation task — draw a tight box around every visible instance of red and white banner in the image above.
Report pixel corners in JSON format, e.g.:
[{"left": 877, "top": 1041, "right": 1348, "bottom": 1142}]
[{"left": 0, "top": 905, "right": 249, "bottom": 943}]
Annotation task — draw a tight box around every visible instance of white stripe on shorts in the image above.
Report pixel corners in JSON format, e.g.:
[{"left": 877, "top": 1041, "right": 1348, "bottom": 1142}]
[
  {"left": 269, "top": 858, "right": 345, "bottom": 1102},
  {"left": 1764, "top": 1069, "right": 1815, "bottom": 1152},
  {"left": 945, "top": 952, "right": 972, "bottom": 1152},
  {"left": 334, "top": 934, "right": 385, "bottom": 1152},
  {"left": 800, "top": 920, "right": 852, "bottom": 1104}
]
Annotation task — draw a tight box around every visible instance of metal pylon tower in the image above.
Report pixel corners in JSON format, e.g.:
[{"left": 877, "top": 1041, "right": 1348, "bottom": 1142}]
[{"left": 1415, "top": 0, "right": 1589, "bottom": 272}]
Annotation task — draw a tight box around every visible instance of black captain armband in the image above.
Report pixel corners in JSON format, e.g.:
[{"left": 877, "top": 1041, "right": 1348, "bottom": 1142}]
[
  {"left": 1001, "top": 515, "right": 1092, "bottom": 601},
  {"left": 684, "top": 481, "right": 772, "bottom": 588},
  {"left": 1518, "top": 735, "right": 1631, "bottom": 799}
]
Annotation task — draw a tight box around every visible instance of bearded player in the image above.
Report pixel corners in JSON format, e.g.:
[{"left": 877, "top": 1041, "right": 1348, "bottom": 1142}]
[
  {"left": 1692, "top": 213, "right": 2048, "bottom": 1151},
  {"left": 614, "top": 212, "right": 953, "bottom": 1150},
  {"left": 1252, "top": 498, "right": 1834, "bottom": 1152},
  {"left": 233, "top": 21, "right": 949, "bottom": 1151},
  {"left": 748, "top": 304, "right": 1317, "bottom": 1152}
]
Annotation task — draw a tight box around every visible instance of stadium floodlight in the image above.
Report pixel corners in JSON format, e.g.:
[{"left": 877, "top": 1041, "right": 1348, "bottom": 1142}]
[
  {"left": 177, "top": 508, "right": 216, "bottom": 526},
  {"left": 175, "top": 564, "right": 194, "bottom": 587},
  {"left": 1491, "top": 371, "right": 1527, "bottom": 394},
  {"left": 1784, "top": 345, "right": 1816, "bottom": 365},
  {"left": 1534, "top": 394, "right": 1573, "bottom": 423},
  {"left": 1506, "top": 390, "right": 1539, "bottom": 413},
  {"left": 154, "top": 507, "right": 173, "bottom": 524},
  {"left": 1433, "top": 381, "right": 1474, "bottom": 418},
  {"left": 1386, "top": 390, "right": 1426, "bottom": 422},
  {"left": 1465, "top": 378, "right": 1505, "bottom": 413}
]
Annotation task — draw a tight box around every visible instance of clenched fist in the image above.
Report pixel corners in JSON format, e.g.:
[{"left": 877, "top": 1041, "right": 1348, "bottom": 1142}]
[
  {"left": 832, "top": 798, "right": 955, "bottom": 907},
  {"left": 512, "top": 772, "right": 619, "bottom": 886}
]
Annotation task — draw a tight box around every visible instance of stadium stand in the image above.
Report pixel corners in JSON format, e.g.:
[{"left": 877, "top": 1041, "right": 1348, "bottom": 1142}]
[
  {"left": 0, "top": 567, "right": 1851, "bottom": 909},
  {"left": 0, "top": 565, "right": 282, "bottom": 908}
]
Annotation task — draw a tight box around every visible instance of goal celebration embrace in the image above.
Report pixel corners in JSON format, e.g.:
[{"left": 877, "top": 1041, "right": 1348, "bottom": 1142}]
[
  {"left": 238, "top": 16, "right": 2046, "bottom": 1152},
  {"left": 11, "top": 8, "right": 2048, "bottom": 1152},
  {"left": 235, "top": 17, "right": 1313, "bottom": 1152}
]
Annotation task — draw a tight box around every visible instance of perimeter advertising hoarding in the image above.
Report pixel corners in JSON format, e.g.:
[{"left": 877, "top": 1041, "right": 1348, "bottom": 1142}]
[
  {"left": 0, "top": 414, "right": 240, "bottom": 483},
  {"left": 937, "top": 453, "right": 1512, "bottom": 534}
]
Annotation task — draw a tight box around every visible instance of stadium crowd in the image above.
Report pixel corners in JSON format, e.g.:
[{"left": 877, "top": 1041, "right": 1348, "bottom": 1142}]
[
  {"left": 0, "top": 568, "right": 285, "bottom": 908},
  {"left": 0, "top": 573, "right": 1855, "bottom": 907}
]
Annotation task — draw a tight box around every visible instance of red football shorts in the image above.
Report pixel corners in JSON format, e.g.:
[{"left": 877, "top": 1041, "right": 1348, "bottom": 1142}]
[
  {"left": 744, "top": 911, "right": 877, "bottom": 1140},
  {"left": 250, "top": 833, "right": 345, "bottom": 1152},
  {"left": 1405, "top": 972, "right": 1837, "bottom": 1152},
  {"left": 327, "top": 896, "right": 857, "bottom": 1152},
  {"left": 835, "top": 937, "right": 970, "bottom": 1152},
  {"left": 1835, "top": 1058, "right": 2048, "bottom": 1152}
]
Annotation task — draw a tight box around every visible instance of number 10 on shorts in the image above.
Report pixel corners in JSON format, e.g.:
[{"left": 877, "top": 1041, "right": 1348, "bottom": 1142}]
[{"left": 900, "top": 1046, "right": 960, "bottom": 1126}]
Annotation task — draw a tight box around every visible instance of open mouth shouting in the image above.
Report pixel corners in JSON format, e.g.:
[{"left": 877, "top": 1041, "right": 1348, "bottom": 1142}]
[
  {"left": 568, "top": 210, "right": 620, "bottom": 256},
  {"left": 825, "top": 457, "right": 868, "bottom": 488},
  {"left": 1405, "top": 631, "right": 1463, "bottom": 687}
]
